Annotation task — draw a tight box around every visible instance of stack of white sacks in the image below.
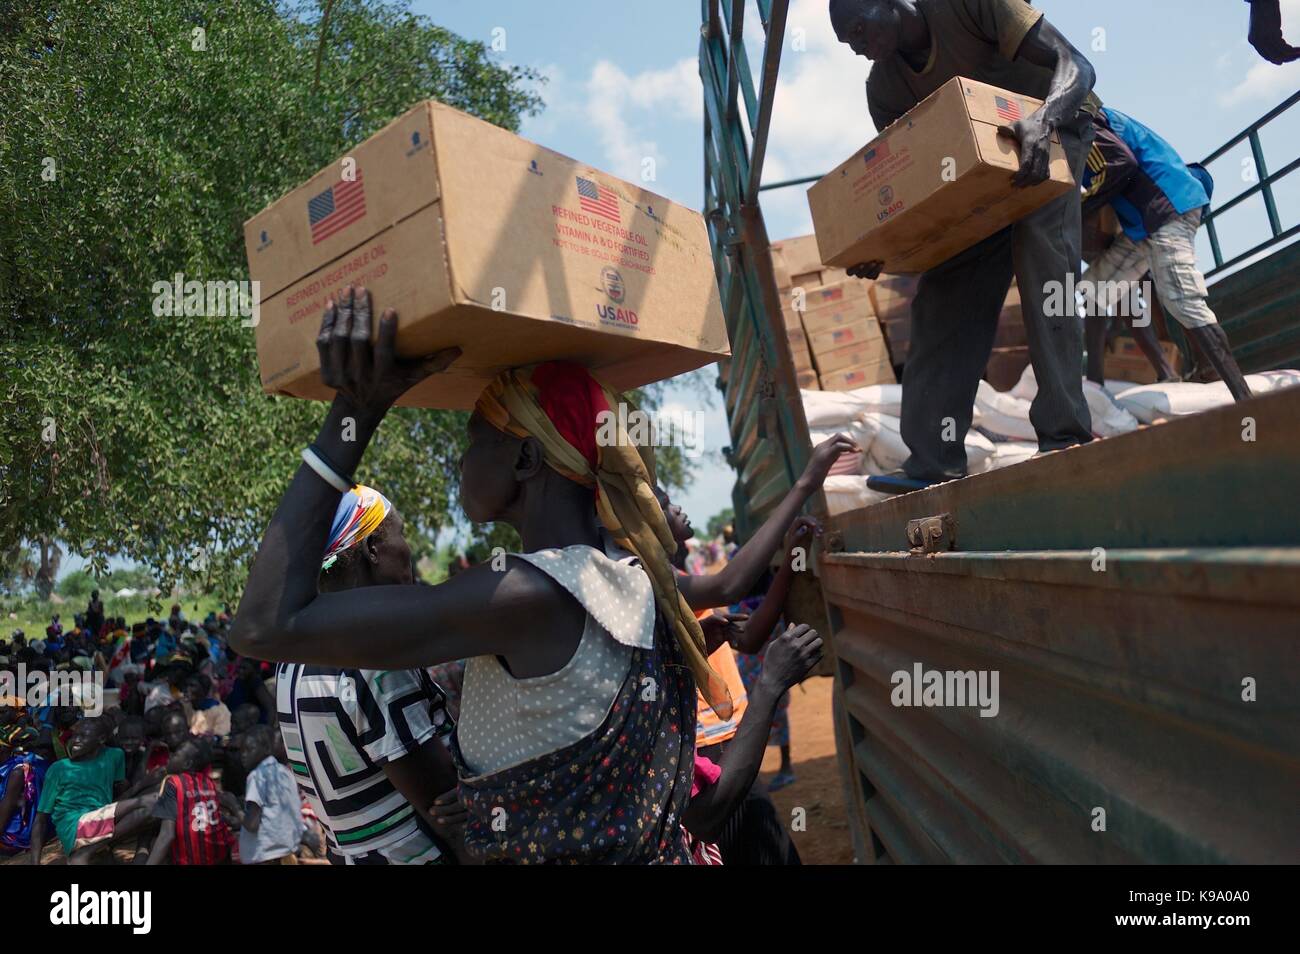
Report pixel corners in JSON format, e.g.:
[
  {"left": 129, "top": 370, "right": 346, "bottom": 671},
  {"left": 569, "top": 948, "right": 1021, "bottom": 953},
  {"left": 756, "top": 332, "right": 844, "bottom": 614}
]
[{"left": 806, "top": 368, "right": 1300, "bottom": 517}]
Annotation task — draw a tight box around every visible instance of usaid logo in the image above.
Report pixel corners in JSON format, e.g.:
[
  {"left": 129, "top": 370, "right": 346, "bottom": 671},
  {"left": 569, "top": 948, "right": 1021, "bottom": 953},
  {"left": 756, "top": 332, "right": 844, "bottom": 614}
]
[
  {"left": 596, "top": 303, "right": 638, "bottom": 327},
  {"left": 878, "top": 185, "right": 894, "bottom": 206},
  {"left": 601, "top": 266, "right": 625, "bottom": 303}
]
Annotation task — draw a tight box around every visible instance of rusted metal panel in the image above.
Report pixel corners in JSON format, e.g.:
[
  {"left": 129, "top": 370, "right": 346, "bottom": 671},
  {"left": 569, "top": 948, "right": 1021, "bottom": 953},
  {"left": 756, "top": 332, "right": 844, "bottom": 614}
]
[
  {"left": 1209, "top": 240, "right": 1300, "bottom": 374},
  {"left": 820, "top": 548, "right": 1300, "bottom": 863},
  {"left": 822, "top": 382, "right": 1300, "bottom": 863}
]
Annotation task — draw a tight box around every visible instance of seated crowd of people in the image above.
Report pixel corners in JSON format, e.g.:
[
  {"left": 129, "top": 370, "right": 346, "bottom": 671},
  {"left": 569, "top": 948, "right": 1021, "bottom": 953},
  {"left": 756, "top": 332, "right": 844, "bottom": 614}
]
[
  {"left": 0, "top": 602, "right": 349, "bottom": 864},
  {"left": 3, "top": 288, "right": 856, "bottom": 866}
]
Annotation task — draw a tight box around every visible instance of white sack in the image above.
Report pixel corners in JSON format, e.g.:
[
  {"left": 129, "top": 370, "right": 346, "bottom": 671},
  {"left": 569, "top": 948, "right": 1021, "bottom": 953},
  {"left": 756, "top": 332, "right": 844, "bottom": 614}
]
[
  {"left": 863, "top": 413, "right": 994, "bottom": 473},
  {"left": 973, "top": 380, "right": 1037, "bottom": 441},
  {"left": 822, "top": 476, "right": 892, "bottom": 516},
  {"left": 1116, "top": 371, "right": 1300, "bottom": 424}
]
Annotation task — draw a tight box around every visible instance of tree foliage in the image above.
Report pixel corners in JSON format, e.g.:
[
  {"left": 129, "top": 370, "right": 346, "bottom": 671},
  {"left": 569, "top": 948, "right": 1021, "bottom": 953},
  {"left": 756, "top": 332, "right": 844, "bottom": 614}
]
[{"left": 0, "top": 0, "right": 554, "bottom": 601}]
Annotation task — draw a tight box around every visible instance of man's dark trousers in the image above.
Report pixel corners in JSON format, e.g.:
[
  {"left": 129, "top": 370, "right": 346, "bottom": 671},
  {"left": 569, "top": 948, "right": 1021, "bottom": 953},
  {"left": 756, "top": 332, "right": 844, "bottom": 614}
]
[{"left": 900, "top": 112, "right": 1096, "bottom": 482}]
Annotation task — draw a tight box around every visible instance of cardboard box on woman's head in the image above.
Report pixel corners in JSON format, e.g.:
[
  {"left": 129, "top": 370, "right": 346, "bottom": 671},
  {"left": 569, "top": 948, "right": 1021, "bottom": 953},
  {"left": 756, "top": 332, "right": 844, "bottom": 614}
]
[{"left": 244, "top": 101, "right": 729, "bottom": 409}]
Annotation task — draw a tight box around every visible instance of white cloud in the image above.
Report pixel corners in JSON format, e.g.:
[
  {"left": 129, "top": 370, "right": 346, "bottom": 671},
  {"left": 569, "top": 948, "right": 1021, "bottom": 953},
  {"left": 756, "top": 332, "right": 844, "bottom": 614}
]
[
  {"left": 1219, "top": 58, "right": 1300, "bottom": 107},
  {"left": 519, "top": 62, "right": 570, "bottom": 140},
  {"left": 757, "top": 0, "right": 879, "bottom": 238},
  {"left": 583, "top": 57, "right": 702, "bottom": 182}
]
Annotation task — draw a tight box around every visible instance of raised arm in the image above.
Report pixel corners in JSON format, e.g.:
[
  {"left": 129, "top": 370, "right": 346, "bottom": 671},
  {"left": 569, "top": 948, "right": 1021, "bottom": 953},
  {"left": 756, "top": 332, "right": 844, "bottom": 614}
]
[
  {"left": 229, "top": 287, "right": 565, "bottom": 671},
  {"left": 681, "top": 624, "right": 823, "bottom": 841},
  {"left": 1001, "top": 18, "right": 1097, "bottom": 187},
  {"left": 676, "top": 436, "right": 852, "bottom": 610},
  {"left": 731, "top": 517, "right": 819, "bottom": 655}
]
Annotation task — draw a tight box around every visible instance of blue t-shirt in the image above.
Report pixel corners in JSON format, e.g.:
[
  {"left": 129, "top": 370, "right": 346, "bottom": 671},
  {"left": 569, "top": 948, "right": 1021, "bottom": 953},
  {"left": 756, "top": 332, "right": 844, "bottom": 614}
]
[
  {"left": 1102, "top": 107, "right": 1209, "bottom": 242},
  {"left": 153, "top": 632, "right": 178, "bottom": 661}
]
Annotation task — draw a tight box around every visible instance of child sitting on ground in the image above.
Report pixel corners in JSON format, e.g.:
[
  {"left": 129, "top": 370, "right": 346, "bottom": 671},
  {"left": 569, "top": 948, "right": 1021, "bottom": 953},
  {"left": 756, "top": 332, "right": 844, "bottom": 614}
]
[
  {"left": 29, "top": 717, "right": 157, "bottom": 863},
  {"left": 144, "top": 708, "right": 192, "bottom": 774},
  {"left": 146, "top": 736, "right": 235, "bottom": 865},
  {"left": 220, "top": 725, "right": 303, "bottom": 865},
  {"left": 184, "top": 674, "right": 232, "bottom": 738}
]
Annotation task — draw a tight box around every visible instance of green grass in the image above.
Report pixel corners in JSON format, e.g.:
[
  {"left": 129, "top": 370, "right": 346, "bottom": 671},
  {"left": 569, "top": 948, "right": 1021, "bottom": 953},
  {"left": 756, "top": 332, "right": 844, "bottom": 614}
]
[{"left": 3, "top": 592, "right": 230, "bottom": 641}]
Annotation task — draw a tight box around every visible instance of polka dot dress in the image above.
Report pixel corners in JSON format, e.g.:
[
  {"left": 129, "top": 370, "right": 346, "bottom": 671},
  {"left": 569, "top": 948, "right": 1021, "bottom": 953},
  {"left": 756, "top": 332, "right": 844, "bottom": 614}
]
[{"left": 450, "top": 541, "right": 697, "bottom": 864}]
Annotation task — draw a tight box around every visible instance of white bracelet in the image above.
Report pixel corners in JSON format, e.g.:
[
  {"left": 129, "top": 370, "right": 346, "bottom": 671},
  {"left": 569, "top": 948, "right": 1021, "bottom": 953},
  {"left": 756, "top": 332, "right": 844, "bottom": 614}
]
[{"left": 301, "top": 446, "right": 353, "bottom": 493}]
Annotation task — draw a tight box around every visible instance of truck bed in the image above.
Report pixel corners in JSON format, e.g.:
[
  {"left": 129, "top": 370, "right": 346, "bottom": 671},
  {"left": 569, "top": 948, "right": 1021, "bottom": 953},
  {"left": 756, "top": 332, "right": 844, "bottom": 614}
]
[{"left": 822, "top": 386, "right": 1300, "bottom": 863}]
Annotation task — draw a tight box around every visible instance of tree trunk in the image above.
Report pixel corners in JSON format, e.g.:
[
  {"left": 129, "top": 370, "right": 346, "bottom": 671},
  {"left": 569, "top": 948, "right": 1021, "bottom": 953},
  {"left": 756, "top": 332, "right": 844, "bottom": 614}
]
[{"left": 34, "top": 537, "right": 61, "bottom": 600}]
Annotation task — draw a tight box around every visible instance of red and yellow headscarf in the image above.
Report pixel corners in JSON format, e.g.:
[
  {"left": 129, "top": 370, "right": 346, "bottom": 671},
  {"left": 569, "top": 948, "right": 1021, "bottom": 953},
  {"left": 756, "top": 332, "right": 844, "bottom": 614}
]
[{"left": 475, "top": 362, "right": 732, "bottom": 719}]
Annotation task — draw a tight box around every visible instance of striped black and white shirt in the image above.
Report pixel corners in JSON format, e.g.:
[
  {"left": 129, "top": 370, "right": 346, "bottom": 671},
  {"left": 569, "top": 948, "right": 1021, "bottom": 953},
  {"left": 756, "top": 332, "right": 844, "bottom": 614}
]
[{"left": 275, "top": 663, "right": 453, "bottom": 864}]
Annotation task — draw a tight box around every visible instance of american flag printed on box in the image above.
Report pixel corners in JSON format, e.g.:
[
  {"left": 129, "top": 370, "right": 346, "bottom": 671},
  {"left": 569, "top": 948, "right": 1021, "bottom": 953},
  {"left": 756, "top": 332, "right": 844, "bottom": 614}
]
[
  {"left": 576, "top": 176, "right": 620, "bottom": 222},
  {"left": 308, "top": 171, "right": 367, "bottom": 245},
  {"left": 995, "top": 95, "right": 1023, "bottom": 124},
  {"left": 862, "top": 141, "right": 891, "bottom": 169}
]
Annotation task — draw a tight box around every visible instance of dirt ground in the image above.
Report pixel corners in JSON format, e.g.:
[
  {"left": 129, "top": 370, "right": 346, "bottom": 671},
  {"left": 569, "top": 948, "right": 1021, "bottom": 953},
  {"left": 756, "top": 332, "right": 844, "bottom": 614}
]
[{"left": 759, "top": 673, "right": 855, "bottom": 865}]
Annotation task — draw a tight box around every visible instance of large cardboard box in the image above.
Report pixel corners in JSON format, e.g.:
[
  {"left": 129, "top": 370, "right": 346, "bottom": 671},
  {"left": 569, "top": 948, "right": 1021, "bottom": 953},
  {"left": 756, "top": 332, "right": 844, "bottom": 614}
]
[
  {"left": 245, "top": 101, "right": 729, "bottom": 409},
  {"left": 801, "top": 299, "right": 875, "bottom": 338},
  {"left": 808, "top": 318, "right": 880, "bottom": 356},
  {"left": 795, "top": 277, "right": 873, "bottom": 315},
  {"left": 814, "top": 335, "right": 890, "bottom": 375},
  {"left": 807, "top": 77, "right": 1074, "bottom": 275},
  {"left": 1104, "top": 338, "right": 1181, "bottom": 386},
  {"left": 868, "top": 274, "right": 919, "bottom": 324},
  {"left": 786, "top": 328, "right": 814, "bottom": 372},
  {"left": 771, "top": 234, "right": 848, "bottom": 290},
  {"left": 821, "top": 359, "right": 896, "bottom": 390},
  {"left": 984, "top": 346, "right": 1031, "bottom": 392},
  {"left": 796, "top": 369, "right": 821, "bottom": 390}
]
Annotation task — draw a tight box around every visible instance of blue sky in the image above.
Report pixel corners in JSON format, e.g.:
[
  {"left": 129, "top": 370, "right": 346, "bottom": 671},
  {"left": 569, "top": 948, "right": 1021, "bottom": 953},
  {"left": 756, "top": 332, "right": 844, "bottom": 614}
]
[{"left": 411, "top": 0, "right": 1300, "bottom": 528}]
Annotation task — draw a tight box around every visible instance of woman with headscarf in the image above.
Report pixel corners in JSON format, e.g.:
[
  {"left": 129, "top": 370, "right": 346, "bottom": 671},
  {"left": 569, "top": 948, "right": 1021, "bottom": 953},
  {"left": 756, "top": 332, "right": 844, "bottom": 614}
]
[{"left": 231, "top": 286, "right": 744, "bottom": 864}]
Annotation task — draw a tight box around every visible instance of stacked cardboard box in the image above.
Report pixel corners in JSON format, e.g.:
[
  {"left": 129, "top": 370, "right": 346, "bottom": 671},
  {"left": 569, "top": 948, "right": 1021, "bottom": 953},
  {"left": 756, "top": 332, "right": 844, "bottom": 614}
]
[
  {"left": 244, "top": 100, "right": 729, "bottom": 409},
  {"left": 1105, "top": 337, "right": 1182, "bottom": 386},
  {"left": 771, "top": 233, "right": 847, "bottom": 292},
  {"left": 772, "top": 235, "right": 895, "bottom": 391},
  {"left": 804, "top": 302, "right": 893, "bottom": 390},
  {"left": 770, "top": 235, "right": 823, "bottom": 388},
  {"left": 868, "top": 275, "right": 918, "bottom": 369}
]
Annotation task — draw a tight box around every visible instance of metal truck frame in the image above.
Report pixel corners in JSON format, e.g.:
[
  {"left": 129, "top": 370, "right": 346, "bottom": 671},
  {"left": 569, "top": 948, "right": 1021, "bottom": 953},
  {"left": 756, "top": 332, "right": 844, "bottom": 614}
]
[{"left": 700, "top": 0, "right": 1300, "bottom": 863}]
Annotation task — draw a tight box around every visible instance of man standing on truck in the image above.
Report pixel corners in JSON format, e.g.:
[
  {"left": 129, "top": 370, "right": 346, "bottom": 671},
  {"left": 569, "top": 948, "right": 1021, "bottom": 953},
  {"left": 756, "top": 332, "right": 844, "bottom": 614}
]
[
  {"left": 1080, "top": 107, "right": 1253, "bottom": 402},
  {"left": 829, "top": 0, "right": 1100, "bottom": 493}
]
